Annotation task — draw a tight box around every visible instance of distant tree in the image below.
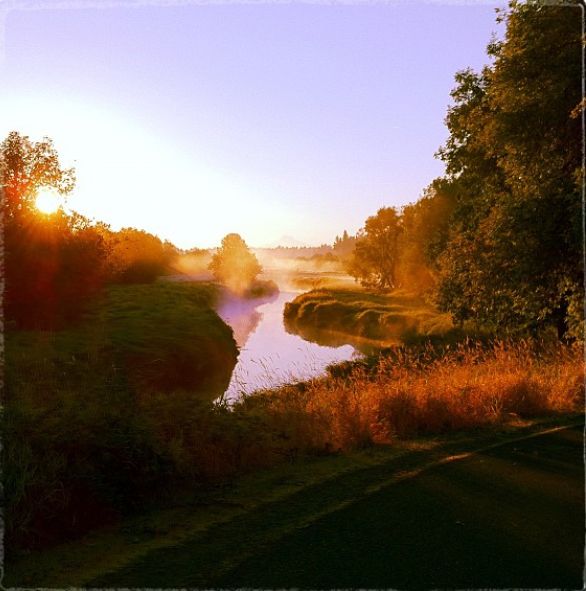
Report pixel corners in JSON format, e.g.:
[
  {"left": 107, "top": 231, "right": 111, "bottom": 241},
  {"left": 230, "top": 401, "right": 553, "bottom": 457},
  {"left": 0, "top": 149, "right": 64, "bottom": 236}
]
[
  {"left": 333, "top": 229, "right": 356, "bottom": 261},
  {"left": 347, "top": 207, "right": 402, "bottom": 291},
  {"left": 396, "top": 182, "right": 455, "bottom": 294},
  {"left": 209, "top": 233, "right": 262, "bottom": 294},
  {"left": 184, "top": 247, "right": 209, "bottom": 257}
]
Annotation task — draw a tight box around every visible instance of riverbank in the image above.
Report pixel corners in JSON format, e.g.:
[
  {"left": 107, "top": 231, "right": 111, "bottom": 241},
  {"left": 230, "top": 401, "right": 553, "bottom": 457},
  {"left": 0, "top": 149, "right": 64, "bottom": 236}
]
[
  {"left": 5, "top": 281, "right": 239, "bottom": 552},
  {"left": 284, "top": 288, "right": 459, "bottom": 347},
  {"left": 6, "top": 280, "right": 583, "bottom": 572}
]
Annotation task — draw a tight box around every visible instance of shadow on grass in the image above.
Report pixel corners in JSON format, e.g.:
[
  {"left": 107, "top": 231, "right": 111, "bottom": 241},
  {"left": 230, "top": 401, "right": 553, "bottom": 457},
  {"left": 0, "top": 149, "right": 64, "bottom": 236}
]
[{"left": 87, "top": 422, "right": 583, "bottom": 590}]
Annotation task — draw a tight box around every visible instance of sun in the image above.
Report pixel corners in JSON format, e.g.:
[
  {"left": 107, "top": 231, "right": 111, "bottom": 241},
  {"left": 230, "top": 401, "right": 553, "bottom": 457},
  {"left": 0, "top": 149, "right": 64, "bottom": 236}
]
[{"left": 35, "top": 189, "right": 61, "bottom": 214}]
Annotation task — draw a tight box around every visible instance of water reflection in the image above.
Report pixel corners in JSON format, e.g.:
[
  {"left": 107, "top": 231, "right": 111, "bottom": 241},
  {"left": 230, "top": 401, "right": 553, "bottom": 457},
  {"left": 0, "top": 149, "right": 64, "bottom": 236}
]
[
  {"left": 283, "top": 315, "right": 387, "bottom": 356},
  {"left": 216, "top": 290, "right": 278, "bottom": 348},
  {"left": 217, "top": 292, "right": 360, "bottom": 403}
]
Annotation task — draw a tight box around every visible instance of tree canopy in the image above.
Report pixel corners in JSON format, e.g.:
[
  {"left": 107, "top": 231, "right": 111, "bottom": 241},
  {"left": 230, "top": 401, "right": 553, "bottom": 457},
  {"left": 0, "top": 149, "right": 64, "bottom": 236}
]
[
  {"left": 433, "top": 1, "right": 583, "bottom": 339},
  {"left": 1, "top": 132, "right": 106, "bottom": 327},
  {"left": 1, "top": 131, "right": 75, "bottom": 219},
  {"left": 209, "top": 233, "right": 262, "bottom": 294},
  {"left": 342, "top": 2, "right": 582, "bottom": 340},
  {"left": 347, "top": 207, "right": 402, "bottom": 291}
]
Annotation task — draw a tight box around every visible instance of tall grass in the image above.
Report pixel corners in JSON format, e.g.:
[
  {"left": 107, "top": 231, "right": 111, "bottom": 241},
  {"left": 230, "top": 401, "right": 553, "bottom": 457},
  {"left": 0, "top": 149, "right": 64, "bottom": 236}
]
[
  {"left": 243, "top": 340, "right": 583, "bottom": 450},
  {"left": 6, "top": 332, "right": 582, "bottom": 554}
]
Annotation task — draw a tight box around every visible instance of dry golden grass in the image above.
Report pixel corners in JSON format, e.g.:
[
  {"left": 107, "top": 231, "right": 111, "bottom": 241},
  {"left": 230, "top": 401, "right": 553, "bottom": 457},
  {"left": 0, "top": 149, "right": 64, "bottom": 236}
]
[
  {"left": 247, "top": 340, "right": 584, "bottom": 451},
  {"left": 7, "top": 324, "right": 582, "bottom": 553}
]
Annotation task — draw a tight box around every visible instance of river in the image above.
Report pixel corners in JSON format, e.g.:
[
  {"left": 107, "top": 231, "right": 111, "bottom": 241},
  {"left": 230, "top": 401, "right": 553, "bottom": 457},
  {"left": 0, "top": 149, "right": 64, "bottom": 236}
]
[{"left": 216, "top": 291, "right": 361, "bottom": 403}]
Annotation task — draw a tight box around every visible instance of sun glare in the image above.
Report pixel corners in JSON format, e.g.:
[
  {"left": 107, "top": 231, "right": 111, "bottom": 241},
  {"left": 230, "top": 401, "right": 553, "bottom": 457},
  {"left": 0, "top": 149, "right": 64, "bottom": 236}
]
[{"left": 35, "top": 190, "right": 61, "bottom": 214}]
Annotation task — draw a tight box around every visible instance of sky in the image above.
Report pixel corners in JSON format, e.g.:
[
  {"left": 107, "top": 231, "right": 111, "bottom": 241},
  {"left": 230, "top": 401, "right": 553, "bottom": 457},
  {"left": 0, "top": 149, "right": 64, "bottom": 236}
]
[{"left": 1, "top": 0, "right": 505, "bottom": 249}]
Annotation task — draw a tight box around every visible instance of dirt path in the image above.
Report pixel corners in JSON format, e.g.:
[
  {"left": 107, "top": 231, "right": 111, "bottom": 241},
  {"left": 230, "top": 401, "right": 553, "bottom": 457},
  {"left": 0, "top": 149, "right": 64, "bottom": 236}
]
[{"left": 90, "top": 421, "right": 584, "bottom": 589}]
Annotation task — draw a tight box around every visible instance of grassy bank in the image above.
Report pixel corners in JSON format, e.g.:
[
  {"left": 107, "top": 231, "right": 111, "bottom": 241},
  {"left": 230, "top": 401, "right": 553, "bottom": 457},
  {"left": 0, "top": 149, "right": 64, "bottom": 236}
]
[
  {"left": 284, "top": 288, "right": 457, "bottom": 347},
  {"left": 242, "top": 339, "right": 582, "bottom": 450},
  {"left": 6, "top": 282, "right": 582, "bottom": 560},
  {"left": 5, "top": 281, "right": 239, "bottom": 551},
  {"left": 242, "top": 278, "right": 279, "bottom": 299}
]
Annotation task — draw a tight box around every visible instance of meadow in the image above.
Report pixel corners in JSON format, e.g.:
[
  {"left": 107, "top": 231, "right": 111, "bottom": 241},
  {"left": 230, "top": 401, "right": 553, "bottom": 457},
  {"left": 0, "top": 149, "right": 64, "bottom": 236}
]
[{"left": 6, "top": 273, "right": 582, "bottom": 564}]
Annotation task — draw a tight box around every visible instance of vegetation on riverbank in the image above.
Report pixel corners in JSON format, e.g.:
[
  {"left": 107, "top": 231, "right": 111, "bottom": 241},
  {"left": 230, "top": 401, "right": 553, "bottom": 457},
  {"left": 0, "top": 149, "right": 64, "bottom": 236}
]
[
  {"left": 284, "top": 288, "right": 457, "bottom": 346},
  {"left": 338, "top": 4, "right": 583, "bottom": 341},
  {"left": 242, "top": 278, "right": 279, "bottom": 299},
  {"left": 6, "top": 335, "right": 582, "bottom": 584},
  {"left": 8, "top": 283, "right": 581, "bottom": 558},
  {"left": 5, "top": 282, "right": 239, "bottom": 551},
  {"left": 244, "top": 339, "right": 582, "bottom": 450}
]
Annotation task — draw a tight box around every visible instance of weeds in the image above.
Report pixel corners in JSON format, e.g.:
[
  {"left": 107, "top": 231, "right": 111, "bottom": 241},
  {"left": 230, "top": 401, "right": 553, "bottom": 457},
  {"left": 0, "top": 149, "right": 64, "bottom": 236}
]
[
  {"left": 247, "top": 339, "right": 583, "bottom": 450},
  {"left": 5, "top": 283, "right": 583, "bottom": 558}
]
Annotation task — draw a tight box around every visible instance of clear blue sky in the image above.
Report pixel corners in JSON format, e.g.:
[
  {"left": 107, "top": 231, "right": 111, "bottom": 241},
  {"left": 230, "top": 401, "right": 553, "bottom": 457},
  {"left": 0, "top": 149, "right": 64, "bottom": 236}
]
[{"left": 1, "top": 1, "right": 504, "bottom": 248}]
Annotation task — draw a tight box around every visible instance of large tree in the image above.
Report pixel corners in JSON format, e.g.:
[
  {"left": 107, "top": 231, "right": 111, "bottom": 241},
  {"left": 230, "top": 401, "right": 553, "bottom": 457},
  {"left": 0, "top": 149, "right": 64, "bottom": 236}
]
[
  {"left": 347, "top": 207, "right": 402, "bottom": 291},
  {"left": 1, "top": 132, "right": 105, "bottom": 328},
  {"left": 434, "top": 1, "right": 583, "bottom": 339},
  {"left": 1, "top": 131, "right": 75, "bottom": 219}
]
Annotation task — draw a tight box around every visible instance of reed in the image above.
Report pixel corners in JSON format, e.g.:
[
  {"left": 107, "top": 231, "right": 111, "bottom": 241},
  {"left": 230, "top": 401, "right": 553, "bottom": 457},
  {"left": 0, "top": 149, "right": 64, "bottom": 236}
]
[
  {"left": 248, "top": 339, "right": 583, "bottom": 450},
  {"left": 6, "top": 333, "right": 582, "bottom": 554}
]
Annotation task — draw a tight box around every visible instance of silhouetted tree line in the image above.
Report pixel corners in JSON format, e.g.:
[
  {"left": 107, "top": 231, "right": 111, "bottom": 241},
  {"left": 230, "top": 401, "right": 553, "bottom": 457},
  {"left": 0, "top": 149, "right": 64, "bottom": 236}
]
[
  {"left": 1, "top": 132, "right": 178, "bottom": 329},
  {"left": 346, "top": 1, "right": 583, "bottom": 341}
]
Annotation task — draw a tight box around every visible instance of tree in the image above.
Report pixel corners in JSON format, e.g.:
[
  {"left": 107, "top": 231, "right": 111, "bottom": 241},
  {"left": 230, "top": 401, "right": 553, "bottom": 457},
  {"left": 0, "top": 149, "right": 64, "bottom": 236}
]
[
  {"left": 333, "top": 229, "right": 356, "bottom": 262},
  {"left": 209, "top": 233, "right": 262, "bottom": 294},
  {"left": 347, "top": 207, "right": 402, "bottom": 291},
  {"left": 433, "top": 1, "right": 583, "bottom": 339},
  {"left": 396, "top": 182, "right": 455, "bottom": 294},
  {"left": 105, "top": 227, "right": 177, "bottom": 283},
  {"left": 1, "top": 131, "right": 75, "bottom": 220},
  {"left": 1, "top": 132, "right": 105, "bottom": 328}
]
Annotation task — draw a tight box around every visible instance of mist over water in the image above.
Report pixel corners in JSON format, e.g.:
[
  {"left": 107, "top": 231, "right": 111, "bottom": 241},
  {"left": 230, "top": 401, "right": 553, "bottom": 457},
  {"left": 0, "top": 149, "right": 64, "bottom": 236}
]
[{"left": 216, "top": 291, "right": 359, "bottom": 403}]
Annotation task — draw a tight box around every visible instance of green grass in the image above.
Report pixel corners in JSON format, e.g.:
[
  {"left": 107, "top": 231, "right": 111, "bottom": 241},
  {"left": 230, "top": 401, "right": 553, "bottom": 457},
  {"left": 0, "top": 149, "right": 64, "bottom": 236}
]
[
  {"left": 92, "top": 281, "right": 239, "bottom": 392},
  {"left": 4, "top": 281, "right": 239, "bottom": 551},
  {"left": 6, "top": 280, "right": 581, "bottom": 573},
  {"left": 284, "top": 287, "right": 458, "bottom": 347},
  {"left": 6, "top": 415, "right": 582, "bottom": 588},
  {"left": 7, "top": 281, "right": 238, "bottom": 395}
]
